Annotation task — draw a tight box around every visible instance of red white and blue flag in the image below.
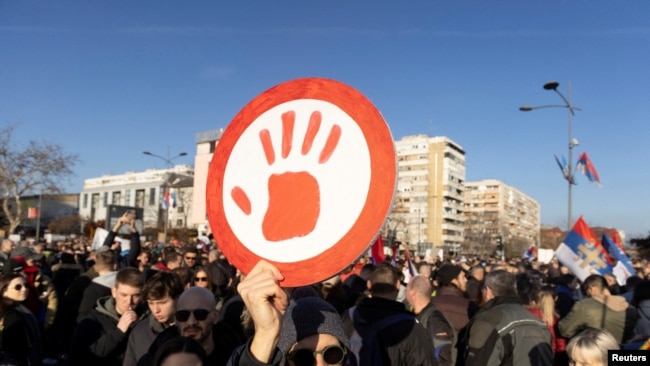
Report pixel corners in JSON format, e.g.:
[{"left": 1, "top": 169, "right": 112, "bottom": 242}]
[
  {"left": 555, "top": 216, "right": 613, "bottom": 281},
  {"left": 575, "top": 152, "right": 601, "bottom": 187},
  {"left": 404, "top": 249, "right": 416, "bottom": 278},
  {"left": 162, "top": 188, "right": 171, "bottom": 210},
  {"left": 522, "top": 245, "right": 537, "bottom": 260},
  {"left": 601, "top": 234, "right": 635, "bottom": 286}
]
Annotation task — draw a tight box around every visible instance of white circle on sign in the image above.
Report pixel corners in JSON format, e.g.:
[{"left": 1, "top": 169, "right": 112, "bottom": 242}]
[{"left": 222, "top": 99, "right": 371, "bottom": 262}]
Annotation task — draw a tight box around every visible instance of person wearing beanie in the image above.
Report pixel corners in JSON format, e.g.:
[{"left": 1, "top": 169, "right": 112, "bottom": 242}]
[
  {"left": 229, "top": 261, "right": 356, "bottom": 366},
  {"left": 430, "top": 263, "right": 478, "bottom": 333}
]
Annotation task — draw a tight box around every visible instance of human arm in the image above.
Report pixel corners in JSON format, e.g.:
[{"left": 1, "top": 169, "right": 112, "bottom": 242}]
[
  {"left": 124, "top": 216, "right": 141, "bottom": 268},
  {"left": 557, "top": 301, "right": 585, "bottom": 339},
  {"left": 237, "top": 260, "right": 288, "bottom": 364}
]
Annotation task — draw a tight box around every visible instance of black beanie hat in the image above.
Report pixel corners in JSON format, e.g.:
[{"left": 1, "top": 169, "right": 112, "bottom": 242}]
[{"left": 437, "top": 264, "right": 462, "bottom": 286}]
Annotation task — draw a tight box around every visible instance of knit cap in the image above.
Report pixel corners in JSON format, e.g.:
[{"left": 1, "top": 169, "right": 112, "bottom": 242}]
[
  {"left": 437, "top": 263, "right": 462, "bottom": 286},
  {"left": 278, "top": 290, "right": 349, "bottom": 353}
]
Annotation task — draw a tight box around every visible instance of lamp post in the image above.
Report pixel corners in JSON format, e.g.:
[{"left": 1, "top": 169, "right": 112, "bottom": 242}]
[
  {"left": 520, "top": 80, "right": 582, "bottom": 231},
  {"left": 142, "top": 149, "right": 187, "bottom": 242}
]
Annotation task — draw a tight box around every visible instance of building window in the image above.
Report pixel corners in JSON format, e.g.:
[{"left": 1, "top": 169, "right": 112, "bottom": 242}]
[
  {"left": 103, "top": 192, "right": 108, "bottom": 207},
  {"left": 135, "top": 189, "right": 145, "bottom": 208},
  {"left": 149, "top": 188, "right": 156, "bottom": 206},
  {"left": 125, "top": 190, "right": 131, "bottom": 206},
  {"left": 176, "top": 219, "right": 183, "bottom": 227},
  {"left": 83, "top": 194, "right": 88, "bottom": 208},
  {"left": 177, "top": 206, "right": 184, "bottom": 213},
  {"left": 112, "top": 191, "right": 121, "bottom": 205}
]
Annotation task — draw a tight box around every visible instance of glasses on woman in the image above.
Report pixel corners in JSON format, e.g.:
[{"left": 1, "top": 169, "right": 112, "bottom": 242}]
[
  {"left": 12, "top": 284, "right": 25, "bottom": 291},
  {"left": 194, "top": 276, "right": 208, "bottom": 282},
  {"left": 174, "top": 309, "right": 211, "bottom": 322},
  {"left": 287, "top": 345, "right": 346, "bottom": 366}
]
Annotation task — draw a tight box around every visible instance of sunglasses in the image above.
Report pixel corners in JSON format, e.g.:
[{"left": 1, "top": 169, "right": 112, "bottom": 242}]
[
  {"left": 12, "top": 284, "right": 25, "bottom": 291},
  {"left": 175, "top": 309, "right": 211, "bottom": 322},
  {"left": 288, "top": 345, "right": 346, "bottom": 366},
  {"left": 194, "top": 277, "right": 208, "bottom": 282},
  {"left": 185, "top": 256, "right": 197, "bottom": 260}
]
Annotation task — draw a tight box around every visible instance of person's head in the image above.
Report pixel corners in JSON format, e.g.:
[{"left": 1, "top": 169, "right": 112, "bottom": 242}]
[
  {"left": 582, "top": 274, "right": 609, "bottom": 297},
  {"left": 208, "top": 249, "right": 219, "bottom": 263},
  {"left": 483, "top": 269, "right": 517, "bottom": 301},
  {"left": 112, "top": 268, "right": 143, "bottom": 315},
  {"left": 175, "top": 287, "right": 217, "bottom": 346},
  {"left": 566, "top": 328, "right": 618, "bottom": 366},
  {"left": 172, "top": 266, "right": 193, "bottom": 289},
  {"left": 469, "top": 265, "right": 485, "bottom": 281},
  {"left": 165, "top": 252, "right": 183, "bottom": 270},
  {"left": 151, "top": 337, "right": 208, "bottom": 366},
  {"left": 137, "top": 250, "right": 151, "bottom": 266},
  {"left": 192, "top": 267, "right": 214, "bottom": 291},
  {"left": 437, "top": 264, "right": 467, "bottom": 292},
  {"left": 142, "top": 271, "right": 184, "bottom": 324},
  {"left": 406, "top": 275, "right": 433, "bottom": 314},
  {"left": 527, "top": 286, "right": 557, "bottom": 326},
  {"left": 0, "top": 273, "right": 28, "bottom": 302},
  {"left": 417, "top": 263, "right": 432, "bottom": 278},
  {"left": 94, "top": 250, "right": 117, "bottom": 274},
  {"left": 1, "top": 239, "right": 15, "bottom": 255},
  {"left": 279, "top": 294, "right": 350, "bottom": 366},
  {"left": 183, "top": 248, "right": 200, "bottom": 268},
  {"left": 367, "top": 263, "right": 400, "bottom": 299}
]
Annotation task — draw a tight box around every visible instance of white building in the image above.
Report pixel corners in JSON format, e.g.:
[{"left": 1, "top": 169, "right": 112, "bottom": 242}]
[
  {"left": 79, "top": 165, "right": 194, "bottom": 232},
  {"left": 191, "top": 128, "right": 225, "bottom": 233},
  {"left": 389, "top": 135, "right": 466, "bottom": 255}
]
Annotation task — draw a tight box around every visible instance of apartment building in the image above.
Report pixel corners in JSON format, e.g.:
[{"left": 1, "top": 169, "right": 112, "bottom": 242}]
[
  {"left": 191, "top": 128, "right": 224, "bottom": 232},
  {"left": 463, "top": 179, "right": 540, "bottom": 255},
  {"left": 389, "top": 135, "right": 466, "bottom": 255},
  {"left": 79, "top": 165, "right": 194, "bottom": 231}
]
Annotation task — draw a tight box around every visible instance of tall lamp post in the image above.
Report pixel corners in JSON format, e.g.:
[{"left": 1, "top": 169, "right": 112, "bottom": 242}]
[
  {"left": 142, "top": 149, "right": 187, "bottom": 241},
  {"left": 520, "top": 80, "right": 582, "bottom": 231}
]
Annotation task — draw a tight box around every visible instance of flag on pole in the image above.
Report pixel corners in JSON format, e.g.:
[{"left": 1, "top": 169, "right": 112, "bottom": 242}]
[
  {"left": 522, "top": 245, "right": 537, "bottom": 260},
  {"left": 602, "top": 234, "right": 636, "bottom": 286},
  {"left": 162, "top": 188, "right": 171, "bottom": 210},
  {"left": 575, "top": 152, "right": 602, "bottom": 187},
  {"left": 555, "top": 216, "right": 613, "bottom": 281},
  {"left": 170, "top": 190, "right": 177, "bottom": 208},
  {"left": 404, "top": 249, "right": 416, "bottom": 278},
  {"left": 610, "top": 229, "right": 625, "bottom": 253},
  {"left": 554, "top": 155, "right": 575, "bottom": 184},
  {"left": 370, "top": 235, "right": 386, "bottom": 264}
]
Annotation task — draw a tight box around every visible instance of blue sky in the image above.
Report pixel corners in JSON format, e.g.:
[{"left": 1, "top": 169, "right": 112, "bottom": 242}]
[{"left": 1, "top": 1, "right": 649, "bottom": 239}]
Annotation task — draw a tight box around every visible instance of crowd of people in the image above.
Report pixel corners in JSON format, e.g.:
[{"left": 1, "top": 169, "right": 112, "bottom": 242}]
[{"left": 0, "top": 212, "right": 649, "bottom": 366}]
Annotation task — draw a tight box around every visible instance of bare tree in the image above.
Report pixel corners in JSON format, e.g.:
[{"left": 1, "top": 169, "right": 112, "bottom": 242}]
[{"left": 0, "top": 123, "right": 80, "bottom": 234}]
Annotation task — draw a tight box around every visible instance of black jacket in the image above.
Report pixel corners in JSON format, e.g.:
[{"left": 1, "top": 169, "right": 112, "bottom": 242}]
[
  {"left": 102, "top": 229, "right": 141, "bottom": 269},
  {"left": 344, "top": 296, "right": 438, "bottom": 366},
  {"left": 76, "top": 272, "right": 115, "bottom": 322},
  {"left": 0, "top": 304, "right": 43, "bottom": 366},
  {"left": 123, "top": 313, "right": 171, "bottom": 366},
  {"left": 68, "top": 296, "right": 146, "bottom": 366}
]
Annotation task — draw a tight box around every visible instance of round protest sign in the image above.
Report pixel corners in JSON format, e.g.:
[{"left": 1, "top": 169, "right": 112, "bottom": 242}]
[{"left": 206, "top": 78, "right": 396, "bottom": 287}]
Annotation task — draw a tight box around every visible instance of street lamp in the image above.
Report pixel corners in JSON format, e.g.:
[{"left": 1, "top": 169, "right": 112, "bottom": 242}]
[
  {"left": 520, "top": 80, "right": 582, "bottom": 231},
  {"left": 142, "top": 149, "right": 187, "bottom": 242}
]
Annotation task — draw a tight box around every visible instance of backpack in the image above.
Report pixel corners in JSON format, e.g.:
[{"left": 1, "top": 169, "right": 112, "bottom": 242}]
[{"left": 348, "top": 307, "right": 417, "bottom": 366}]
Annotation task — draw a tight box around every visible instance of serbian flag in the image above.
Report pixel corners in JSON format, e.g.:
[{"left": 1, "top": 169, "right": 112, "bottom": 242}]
[
  {"left": 522, "top": 245, "right": 537, "bottom": 260},
  {"left": 575, "top": 152, "right": 601, "bottom": 187},
  {"left": 554, "top": 155, "right": 575, "bottom": 184},
  {"left": 555, "top": 216, "right": 613, "bottom": 281},
  {"left": 404, "top": 249, "right": 416, "bottom": 278},
  {"left": 162, "top": 188, "right": 171, "bottom": 210},
  {"left": 370, "top": 235, "right": 386, "bottom": 264},
  {"left": 610, "top": 229, "right": 625, "bottom": 253},
  {"left": 602, "top": 234, "right": 636, "bottom": 286}
]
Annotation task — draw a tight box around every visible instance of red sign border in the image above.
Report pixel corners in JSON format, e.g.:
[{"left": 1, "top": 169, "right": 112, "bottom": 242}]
[{"left": 206, "top": 77, "right": 396, "bottom": 287}]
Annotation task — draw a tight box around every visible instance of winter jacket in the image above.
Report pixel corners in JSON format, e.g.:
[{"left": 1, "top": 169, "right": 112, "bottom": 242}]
[
  {"left": 123, "top": 313, "right": 171, "bottom": 366},
  {"left": 77, "top": 271, "right": 116, "bottom": 322},
  {"left": 527, "top": 307, "right": 566, "bottom": 354},
  {"left": 430, "top": 286, "right": 478, "bottom": 333},
  {"left": 0, "top": 304, "right": 43, "bottom": 366},
  {"left": 343, "top": 296, "right": 437, "bottom": 366},
  {"left": 635, "top": 299, "right": 650, "bottom": 337},
  {"left": 558, "top": 294, "right": 638, "bottom": 343},
  {"left": 457, "top": 295, "right": 553, "bottom": 366},
  {"left": 416, "top": 301, "right": 456, "bottom": 366},
  {"left": 226, "top": 339, "right": 283, "bottom": 366},
  {"left": 68, "top": 296, "right": 145, "bottom": 366}
]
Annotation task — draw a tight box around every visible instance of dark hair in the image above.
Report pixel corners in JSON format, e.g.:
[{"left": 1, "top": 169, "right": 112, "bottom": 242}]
[
  {"left": 115, "top": 268, "right": 143, "bottom": 289},
  {"left": 368, "top": 263, "right": 399, "bottom": 296},
  {"left": 151, "top": 337, "right": 208, "bottom": 366},
  {"left": 94, "top": 251, "right": 116, "bottom": 269},
  {"left": 172, "top": 267, "right": 193, "bottom": 288},
  {"left": 192, "top": 266, "right": 215, "bottom": 293},
  {"left": 163, "top": 252, "right": 181, "bottom": 266},
  {"left": 582, "top": 274, "right": 607, "bottom": 296},
  {"left": 142, "top": 271, "right": 184, "bottom": 301},
  {"left": 632, "top": 280, "right": 650, "bottom": 308},
  {"left": 484, "top": 270, "right": 517, "bottom": 297}
]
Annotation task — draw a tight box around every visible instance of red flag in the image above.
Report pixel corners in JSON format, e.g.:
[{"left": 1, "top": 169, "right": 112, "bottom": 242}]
[{"left": 371, "top": 235, "right": 386, "bottom": 264}]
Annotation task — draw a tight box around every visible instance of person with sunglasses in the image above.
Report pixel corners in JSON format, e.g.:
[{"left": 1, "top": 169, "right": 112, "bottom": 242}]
[
  {"left": 0, "top": 273, "right": 44, "bottom": 366},
  {"left": 183, "top": 248, "right": 201, "bottom": 270},
  {"left": 135, "top": 286, "right": 246, "bottom": 366},
  {"left": 229, "top": 260, "right": 356, "bottom": 366}
]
